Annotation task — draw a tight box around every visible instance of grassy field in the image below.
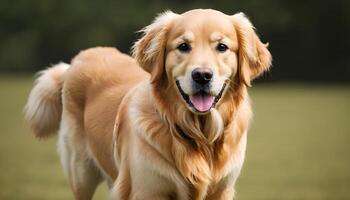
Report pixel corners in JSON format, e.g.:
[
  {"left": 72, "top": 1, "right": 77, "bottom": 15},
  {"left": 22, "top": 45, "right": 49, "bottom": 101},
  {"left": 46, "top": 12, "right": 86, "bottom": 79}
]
[{"left": 0, "top": 75, "right": 349, "bottom": 200}]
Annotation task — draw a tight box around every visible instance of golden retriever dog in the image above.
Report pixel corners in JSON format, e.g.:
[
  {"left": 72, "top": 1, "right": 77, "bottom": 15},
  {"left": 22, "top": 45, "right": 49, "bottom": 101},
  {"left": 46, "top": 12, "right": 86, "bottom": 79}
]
[{"left": 24, "top": 9, "right": 271, "bottom": 200}]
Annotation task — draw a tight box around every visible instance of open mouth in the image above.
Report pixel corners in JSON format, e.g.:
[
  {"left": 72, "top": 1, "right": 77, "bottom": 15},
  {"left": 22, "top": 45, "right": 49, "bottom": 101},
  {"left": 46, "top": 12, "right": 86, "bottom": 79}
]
[{"left": 175, "top": 80, "right": 226, "bottom": 113}]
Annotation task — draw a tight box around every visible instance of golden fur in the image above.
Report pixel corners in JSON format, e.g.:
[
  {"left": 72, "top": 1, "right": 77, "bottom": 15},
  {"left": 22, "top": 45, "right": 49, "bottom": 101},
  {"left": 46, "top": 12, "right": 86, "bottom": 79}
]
[{"left": 25, "top": 9, "right": 271, "bottom": 200}]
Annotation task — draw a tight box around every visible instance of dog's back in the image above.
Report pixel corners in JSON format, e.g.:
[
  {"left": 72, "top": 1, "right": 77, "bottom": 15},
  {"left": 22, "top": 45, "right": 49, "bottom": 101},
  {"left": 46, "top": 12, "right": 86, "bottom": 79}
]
[
  {"left": 24, "top": 47, "right": 148, "bottom": 199},
  {"left": 25, "top": 47, "right": 147, "bottom": 137}
]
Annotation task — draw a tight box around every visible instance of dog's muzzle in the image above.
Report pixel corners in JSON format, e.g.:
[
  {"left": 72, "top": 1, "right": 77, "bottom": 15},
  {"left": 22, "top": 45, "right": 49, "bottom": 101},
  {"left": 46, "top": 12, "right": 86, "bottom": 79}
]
[{"left": 176, "top": 80, "right": 226, "bottom": 114}]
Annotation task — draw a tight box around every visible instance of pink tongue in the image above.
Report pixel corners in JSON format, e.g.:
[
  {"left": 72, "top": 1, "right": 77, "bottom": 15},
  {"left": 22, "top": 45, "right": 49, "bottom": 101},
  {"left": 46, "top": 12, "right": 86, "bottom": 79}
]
[{"left": 189, "top": 93, "right": 215, "bottom": 112}]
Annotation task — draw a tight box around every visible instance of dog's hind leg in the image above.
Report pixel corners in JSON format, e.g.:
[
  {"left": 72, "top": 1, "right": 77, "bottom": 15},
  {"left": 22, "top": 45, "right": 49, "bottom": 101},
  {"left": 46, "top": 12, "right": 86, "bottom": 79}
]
[{"left": 58, "top": 111, "right": 102, "bottom": 200}]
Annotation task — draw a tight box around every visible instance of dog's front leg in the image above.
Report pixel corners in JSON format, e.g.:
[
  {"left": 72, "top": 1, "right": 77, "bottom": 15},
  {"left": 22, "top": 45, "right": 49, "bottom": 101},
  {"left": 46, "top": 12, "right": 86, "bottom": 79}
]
[
  {"left": 206, "top": 174, "right": 236, "bottom": 200},
  {"left": 207, "top": 186, "right": 235, "bottom": 200}
]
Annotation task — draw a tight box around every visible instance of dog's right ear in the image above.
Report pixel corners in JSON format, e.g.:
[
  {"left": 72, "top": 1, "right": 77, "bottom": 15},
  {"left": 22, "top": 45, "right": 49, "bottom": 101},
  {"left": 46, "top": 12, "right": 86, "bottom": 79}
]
[{"left": 132, "top": 11, "right": 179, "bottom": 83}]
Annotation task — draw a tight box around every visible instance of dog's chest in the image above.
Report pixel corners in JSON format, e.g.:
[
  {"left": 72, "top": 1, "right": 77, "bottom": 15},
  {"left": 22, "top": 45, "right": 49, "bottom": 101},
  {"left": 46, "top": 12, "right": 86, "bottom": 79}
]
[{"left": 182, "top": 134, "right": 247, "bottom": 199}]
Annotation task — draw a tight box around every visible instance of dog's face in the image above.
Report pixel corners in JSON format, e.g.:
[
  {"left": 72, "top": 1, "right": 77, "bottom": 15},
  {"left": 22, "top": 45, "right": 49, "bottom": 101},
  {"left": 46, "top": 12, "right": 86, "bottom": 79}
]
[
  {"left": 165, "top": 10, "right": 238, "bottom": 114},
  {"left": 133, "top": 9, "right": 271, "bottom": 114}
]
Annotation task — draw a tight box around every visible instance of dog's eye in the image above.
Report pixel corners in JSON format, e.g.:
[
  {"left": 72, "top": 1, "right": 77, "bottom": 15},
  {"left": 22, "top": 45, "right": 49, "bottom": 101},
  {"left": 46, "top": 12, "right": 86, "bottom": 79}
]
[
  {"left": 177, "top": 43, "right": 191, "bottom": 53},
  {"left": 216, "top": 43, "right": 229, "bottom": 52}
]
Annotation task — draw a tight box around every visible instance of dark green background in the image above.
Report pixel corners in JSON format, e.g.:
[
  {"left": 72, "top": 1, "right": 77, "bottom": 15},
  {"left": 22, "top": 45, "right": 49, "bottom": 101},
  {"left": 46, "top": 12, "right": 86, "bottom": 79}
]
[{"left": 1, "top": 0, "right": 349, "bottom": 82}]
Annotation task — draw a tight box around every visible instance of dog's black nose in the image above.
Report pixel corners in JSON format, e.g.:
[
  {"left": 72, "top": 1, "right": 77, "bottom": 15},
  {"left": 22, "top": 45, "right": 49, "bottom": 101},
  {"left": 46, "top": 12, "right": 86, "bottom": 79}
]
[{"left": 192, "top": 68, "right": 213, "bottom": 85}]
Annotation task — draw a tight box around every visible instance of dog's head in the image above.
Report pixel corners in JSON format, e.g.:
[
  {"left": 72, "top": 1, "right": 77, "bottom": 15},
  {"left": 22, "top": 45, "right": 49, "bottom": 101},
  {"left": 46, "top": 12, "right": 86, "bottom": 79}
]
[{"left": 133, "top": 9, "right": 271, "bottom": 115}]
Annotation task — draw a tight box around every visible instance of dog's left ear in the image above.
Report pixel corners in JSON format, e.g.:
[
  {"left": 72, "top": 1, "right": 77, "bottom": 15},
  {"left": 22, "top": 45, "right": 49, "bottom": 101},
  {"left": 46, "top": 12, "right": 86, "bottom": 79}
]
[
  {"left": 132, "top": 11, "right": 179, "bottom": 83},
  {"left": 231, "top": 13, "right": 272, "bottom": 86}
]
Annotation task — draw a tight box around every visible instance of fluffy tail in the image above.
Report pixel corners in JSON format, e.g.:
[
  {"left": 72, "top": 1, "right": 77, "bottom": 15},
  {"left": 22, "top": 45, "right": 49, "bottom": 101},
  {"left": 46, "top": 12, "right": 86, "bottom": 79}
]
[{"left": 24, "top": 63, "right": 69, "bottom": 138}]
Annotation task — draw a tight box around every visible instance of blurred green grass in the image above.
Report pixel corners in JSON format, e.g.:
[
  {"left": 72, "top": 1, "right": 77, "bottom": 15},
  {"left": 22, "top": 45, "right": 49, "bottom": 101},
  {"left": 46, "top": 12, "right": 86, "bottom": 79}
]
[{"left": 0, "top": 75, "right": 349, "bottom": 200}]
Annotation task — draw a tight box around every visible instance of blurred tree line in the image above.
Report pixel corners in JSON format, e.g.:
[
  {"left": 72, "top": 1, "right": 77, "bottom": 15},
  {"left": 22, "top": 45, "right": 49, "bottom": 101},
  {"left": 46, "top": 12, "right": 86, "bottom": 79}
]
[{"left": 1, "top": 0, "right": 349, "bottom": 82}]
